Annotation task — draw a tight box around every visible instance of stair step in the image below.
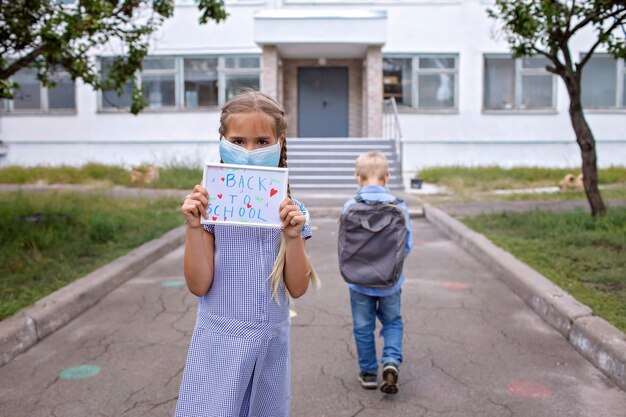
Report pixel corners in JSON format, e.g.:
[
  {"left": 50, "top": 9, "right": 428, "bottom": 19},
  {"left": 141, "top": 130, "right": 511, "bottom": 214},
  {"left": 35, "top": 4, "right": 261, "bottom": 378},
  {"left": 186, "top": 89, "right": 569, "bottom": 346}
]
[
  {"left": 290, "top": 175, "right": 401, "bottom": 180},
  {"left": 289, "top": 167, "right": 400, "bottom": 172},
  {"left": 289, "top": 153, "right": 395, "bottom": 159},
  {"left": 289, "top": 175, "right": 401, "bottom": 180},
  {"left": 289, "top": 137, "right": 394, "bottom": 142},
  {"left": 289, "top": 159, "right": 400, "bottom": 165},
  {"left": 291, "top": 182, "right": 403, "bottom": 188},
  {"left": 283, "top": 137, "right": 403, "bottom": 190},
  {"left": 288, "top": 159, "right": 399, "bottom": 164},
  {"left": 291, "top": 183, "right": 404, "bottom": 190},
  {"left": 288, "top": 144, "right": 393, "bottom": 150}
]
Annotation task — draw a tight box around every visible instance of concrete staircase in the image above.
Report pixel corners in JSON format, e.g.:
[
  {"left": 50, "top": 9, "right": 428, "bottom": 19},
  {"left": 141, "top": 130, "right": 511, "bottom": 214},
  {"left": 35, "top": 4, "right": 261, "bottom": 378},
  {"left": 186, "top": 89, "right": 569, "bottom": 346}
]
[{"left": 286, "top": 138, "right": 403, "bottom": 191}]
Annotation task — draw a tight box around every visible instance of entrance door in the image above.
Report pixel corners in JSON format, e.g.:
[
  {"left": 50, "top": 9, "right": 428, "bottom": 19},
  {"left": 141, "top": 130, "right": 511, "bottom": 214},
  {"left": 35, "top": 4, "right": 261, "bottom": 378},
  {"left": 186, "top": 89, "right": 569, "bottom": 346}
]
[{"left": 298, "top": 67, "right": 349, "bottom": 137}]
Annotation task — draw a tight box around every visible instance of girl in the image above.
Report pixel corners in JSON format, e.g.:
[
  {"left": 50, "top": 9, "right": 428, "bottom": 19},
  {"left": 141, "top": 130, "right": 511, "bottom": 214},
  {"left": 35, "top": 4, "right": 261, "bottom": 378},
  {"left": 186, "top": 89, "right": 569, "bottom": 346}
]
[{"left": 175, "top": 91, "right": 318, "bottom": 417}]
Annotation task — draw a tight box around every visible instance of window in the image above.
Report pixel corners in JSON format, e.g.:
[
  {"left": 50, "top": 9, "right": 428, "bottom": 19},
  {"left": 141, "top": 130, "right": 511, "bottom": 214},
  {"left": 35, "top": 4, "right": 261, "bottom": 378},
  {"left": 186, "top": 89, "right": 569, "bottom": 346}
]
[
  {"left": 99, "top": 55, "right": 260, "bottom": 111},
  {"left": 184, "top": 58, "right": 218, "bottom": 108},
  {"left": 1, "top": 66, "right": 76, "bottom": 113},
  {"left": 225, "top": 73, "right": 260, "bottom": 102},
  {"left": 417, "top": 57, "right": 456, "bottom": 108},
  {"left": 623, "top": 59, "right": 626, "bottom": 107},
  {"left": 484, "top": 55, "right": 555, "bottom": 111},
  {"left": 383, "top": 58, "right": 412, "bottom": 106},
  {"left": 142, "top": 58, "right": 177, "bottom": 108},
  {"left": 48, "top": 68, "right": 77, "bottom": 110},
  {"left": 101, "top": 58, "right": 134, "bottom": 110},
  {"left": 383, "top": 55, "right": 458, "bottom": 110},
  {"left": 223, "top": 56, "right": 261, "bottom": 102},
  {"left": 12, "top": 68, "right": 41, "bottom": 110},
  {"left": 581, "top": 55, "right": 625, "bottom": 109}
]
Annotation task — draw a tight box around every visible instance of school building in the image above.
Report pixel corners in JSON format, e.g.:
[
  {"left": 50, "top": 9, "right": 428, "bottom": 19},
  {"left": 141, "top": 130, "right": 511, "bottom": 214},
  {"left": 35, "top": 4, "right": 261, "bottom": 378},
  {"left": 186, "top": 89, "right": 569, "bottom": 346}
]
[{"left": 1, "top": 1, "right": 625, "bottom": 190}]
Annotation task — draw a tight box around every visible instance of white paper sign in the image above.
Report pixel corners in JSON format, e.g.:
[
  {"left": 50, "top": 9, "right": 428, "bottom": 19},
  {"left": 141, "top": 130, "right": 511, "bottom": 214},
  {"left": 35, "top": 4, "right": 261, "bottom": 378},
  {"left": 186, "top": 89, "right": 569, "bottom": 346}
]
[{"left": 201, "top": 162, "right": 288, "bottom": 228}]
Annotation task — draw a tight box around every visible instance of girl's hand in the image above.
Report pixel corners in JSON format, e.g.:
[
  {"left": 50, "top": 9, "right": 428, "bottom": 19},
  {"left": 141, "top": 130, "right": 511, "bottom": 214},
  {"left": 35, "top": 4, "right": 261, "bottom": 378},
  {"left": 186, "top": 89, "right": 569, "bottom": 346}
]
[
  {"left": 181, "top": 184, "right": 209, "bottom": 229},
  {"left": 279, "top": 198, "right": 305, "bottom": 240}
]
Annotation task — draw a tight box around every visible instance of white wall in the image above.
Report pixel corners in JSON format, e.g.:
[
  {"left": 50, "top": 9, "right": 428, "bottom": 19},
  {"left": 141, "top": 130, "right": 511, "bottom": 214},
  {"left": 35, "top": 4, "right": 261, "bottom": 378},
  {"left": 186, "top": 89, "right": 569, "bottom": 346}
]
[
  {"left": 1, "top": 0, "right": 624, "bottom": 172},
  {"left": 153, "top": 5, "right": 261, "bottom": 54},
  {"left": 0, "top": 142, "right": 220, "bottom": 168},
  {"left": 380, "top": 0, "right": 626, "bottom": 181},
  {"left": 383, "top": 1, "right": 626, "bottom": 144},
  {"left": 1, "top": 78, "right": 222, "bottom": 142}
]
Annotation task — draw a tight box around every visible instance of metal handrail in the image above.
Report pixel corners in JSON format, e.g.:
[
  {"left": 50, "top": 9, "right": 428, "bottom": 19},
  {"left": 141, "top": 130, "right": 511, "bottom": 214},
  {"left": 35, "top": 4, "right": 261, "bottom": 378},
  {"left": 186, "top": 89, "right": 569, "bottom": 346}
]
[{"left": 383, "top": 97, "right": 403, "bottom": 170}]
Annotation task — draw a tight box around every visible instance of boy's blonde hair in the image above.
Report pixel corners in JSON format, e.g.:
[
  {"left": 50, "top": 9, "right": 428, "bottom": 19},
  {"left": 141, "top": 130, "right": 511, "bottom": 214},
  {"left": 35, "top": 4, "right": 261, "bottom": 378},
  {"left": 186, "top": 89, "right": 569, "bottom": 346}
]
[
  {"left": 355, "top": 151, "right": 389, "bottom": 181},
  {"left": 219, "top": 90, "right": 319, "bottom": 301}
]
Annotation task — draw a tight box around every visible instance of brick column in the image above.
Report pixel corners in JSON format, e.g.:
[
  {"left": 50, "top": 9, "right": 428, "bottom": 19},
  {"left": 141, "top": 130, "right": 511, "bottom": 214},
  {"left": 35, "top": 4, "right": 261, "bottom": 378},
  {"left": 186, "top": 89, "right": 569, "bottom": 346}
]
[
  {"left": 365, "top": 46, "right": 383, "bottom": 137},
  {"left": 261, "top": 45, "right": 279, "bottom": 100}
]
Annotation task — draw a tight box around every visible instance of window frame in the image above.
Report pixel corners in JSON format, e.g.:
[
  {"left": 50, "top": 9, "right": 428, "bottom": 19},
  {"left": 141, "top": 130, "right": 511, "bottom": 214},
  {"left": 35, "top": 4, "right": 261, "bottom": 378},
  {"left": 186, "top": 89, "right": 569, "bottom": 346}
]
[
  {"left": 182, "top": 56, "right": 219, "bottom": 109},
  {"left": 580, "top": 53, "right": 626, "bottom": 112},
  {"left": 383, "top": 53, "right": 460, "bottom": 113},
  {"left": 97, "top": 54, "right": 261, "bottom": 113},
  {"left": 221, "top": 56, "right": 262, "bottom": 104},
  {"left": 141, "top": 56, "right": 179, "bottom": 110},
  {"left": 482, "top": 54, "right": 557, "bottom": 114},
  {"left": 98, "top": 57, "right": 138, "bottom": 112},
  {"left": 0, "top": 66, "right": 77, "bottom": 115}
]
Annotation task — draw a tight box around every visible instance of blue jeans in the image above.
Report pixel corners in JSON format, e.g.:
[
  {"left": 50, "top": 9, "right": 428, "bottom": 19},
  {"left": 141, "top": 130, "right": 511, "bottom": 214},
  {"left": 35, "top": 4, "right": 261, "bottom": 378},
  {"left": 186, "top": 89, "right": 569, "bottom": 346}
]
[{"left": 349, "top": 288, "right": 403, "bottom": 373}]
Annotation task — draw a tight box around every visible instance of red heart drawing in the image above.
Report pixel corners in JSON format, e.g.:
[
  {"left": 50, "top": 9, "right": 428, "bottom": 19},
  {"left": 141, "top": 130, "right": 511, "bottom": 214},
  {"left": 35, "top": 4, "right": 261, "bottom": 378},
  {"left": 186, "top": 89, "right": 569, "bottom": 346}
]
[
  {"left": 247, "top": 203, "right": 252, "bottom": 208},
  {"left": 270, "top": 188, "right": 278, "bottom": 198},
  {"left": 212, "top": 216, "right": 217, "bottom": 221},
  {"left": 217, "top": 194, "right": 223, "bottom": 199},
  {"left": 221, "top": 177, "right": 225, "bottom": 182}
]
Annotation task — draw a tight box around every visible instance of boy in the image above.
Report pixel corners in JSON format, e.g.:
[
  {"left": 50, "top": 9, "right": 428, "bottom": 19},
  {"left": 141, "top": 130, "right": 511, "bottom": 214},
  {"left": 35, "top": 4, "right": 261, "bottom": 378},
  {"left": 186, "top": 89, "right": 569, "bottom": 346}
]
[{"left": 342, "top": 151, "right": 413, "bottom": 394}]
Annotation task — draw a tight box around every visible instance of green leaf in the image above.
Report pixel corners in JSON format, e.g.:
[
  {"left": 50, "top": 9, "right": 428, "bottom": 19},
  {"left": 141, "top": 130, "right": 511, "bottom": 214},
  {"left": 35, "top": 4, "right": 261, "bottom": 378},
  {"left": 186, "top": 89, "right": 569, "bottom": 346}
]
[{"left": 0, "top": 0, "right": 228, "bottom": 114}]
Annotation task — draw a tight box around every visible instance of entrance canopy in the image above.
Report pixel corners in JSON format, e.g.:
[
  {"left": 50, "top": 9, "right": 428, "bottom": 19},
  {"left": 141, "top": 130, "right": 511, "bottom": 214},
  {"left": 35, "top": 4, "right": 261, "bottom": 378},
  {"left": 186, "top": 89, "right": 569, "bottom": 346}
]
[{"left": 254, "top": 9, "right": 387, "bottom": 59}]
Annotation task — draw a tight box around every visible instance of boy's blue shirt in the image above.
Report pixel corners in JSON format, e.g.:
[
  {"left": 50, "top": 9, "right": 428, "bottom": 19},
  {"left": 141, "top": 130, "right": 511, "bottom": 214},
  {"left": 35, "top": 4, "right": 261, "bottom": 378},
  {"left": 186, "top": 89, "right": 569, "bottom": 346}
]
[{"left": 342, "top": 185, "right": 413, "bottom": 297}]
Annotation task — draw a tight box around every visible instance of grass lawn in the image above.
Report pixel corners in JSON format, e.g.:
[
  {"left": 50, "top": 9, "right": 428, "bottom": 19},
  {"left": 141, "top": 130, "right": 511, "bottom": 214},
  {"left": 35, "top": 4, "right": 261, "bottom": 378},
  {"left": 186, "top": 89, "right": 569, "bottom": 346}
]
[
  {"left": 0, "top": 163, "right": 202, "bottom": 190},
  {"left": 420, "top": 184, "right": 626, "bottom": 206},
  {"left": 497, "top": 185, "right": 626, "bottom": 202},
  {"left": 418, "top": 166, "right": 626, "bottom": 195},
  {"left": 0, "top": 192, "right": 183, "bottom": 320},
  {"left": 462, "top": 208, "right": 626, "bottom": 333}
]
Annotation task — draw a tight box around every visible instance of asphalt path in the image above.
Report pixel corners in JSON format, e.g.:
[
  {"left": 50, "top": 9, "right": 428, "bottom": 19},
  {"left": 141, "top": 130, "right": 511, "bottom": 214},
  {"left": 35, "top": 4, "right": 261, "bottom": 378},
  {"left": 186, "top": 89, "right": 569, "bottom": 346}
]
[{"left": 0, "top": 217, "right": 624, "bottom": 416}]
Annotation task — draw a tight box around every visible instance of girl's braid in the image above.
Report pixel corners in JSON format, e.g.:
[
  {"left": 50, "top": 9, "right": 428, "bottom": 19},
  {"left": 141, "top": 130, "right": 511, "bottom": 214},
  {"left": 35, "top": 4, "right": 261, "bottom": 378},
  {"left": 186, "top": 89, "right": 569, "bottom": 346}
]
[{"left": 279, "top": 137, "right": 291, "bottom": 198}]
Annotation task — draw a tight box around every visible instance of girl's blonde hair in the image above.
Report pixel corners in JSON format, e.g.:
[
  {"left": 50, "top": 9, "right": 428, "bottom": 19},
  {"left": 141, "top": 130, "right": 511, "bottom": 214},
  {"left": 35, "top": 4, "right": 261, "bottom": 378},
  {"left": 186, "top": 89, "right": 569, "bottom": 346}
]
[{"left": 219, "top": 90, "right": 320, "bottom": 300}]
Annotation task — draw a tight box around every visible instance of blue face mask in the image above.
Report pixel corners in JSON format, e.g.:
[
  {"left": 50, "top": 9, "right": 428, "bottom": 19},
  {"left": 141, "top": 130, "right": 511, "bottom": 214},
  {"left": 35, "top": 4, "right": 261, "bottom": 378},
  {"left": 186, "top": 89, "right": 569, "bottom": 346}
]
[{"left": 219, "top": 139, "right": 281, "bottom": 167}]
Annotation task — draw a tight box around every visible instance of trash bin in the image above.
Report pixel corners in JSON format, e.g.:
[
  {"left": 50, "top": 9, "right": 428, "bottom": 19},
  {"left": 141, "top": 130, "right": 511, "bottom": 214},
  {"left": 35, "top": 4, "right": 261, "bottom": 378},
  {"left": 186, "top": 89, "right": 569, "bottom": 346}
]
[{"left": 411, "top": 178, "right": 423, "bottom": 189}]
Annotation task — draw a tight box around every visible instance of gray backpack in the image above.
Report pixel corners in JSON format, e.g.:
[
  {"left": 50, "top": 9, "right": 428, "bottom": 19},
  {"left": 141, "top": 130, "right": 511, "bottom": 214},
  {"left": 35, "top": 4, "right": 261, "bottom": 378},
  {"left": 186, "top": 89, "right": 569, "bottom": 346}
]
[{"left": 338, "top": 195, "right": 407, "bottom": 288}]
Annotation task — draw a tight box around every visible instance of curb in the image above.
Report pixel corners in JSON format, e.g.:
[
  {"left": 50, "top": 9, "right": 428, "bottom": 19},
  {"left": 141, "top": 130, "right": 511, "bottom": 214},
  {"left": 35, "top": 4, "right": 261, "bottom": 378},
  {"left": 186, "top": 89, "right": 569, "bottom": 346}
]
[
  {"left": 0, "top": 226, "right": 186, "bottom": 367},
  {"left": 422, "top": 203, "right": 626, "bottom": 391}
]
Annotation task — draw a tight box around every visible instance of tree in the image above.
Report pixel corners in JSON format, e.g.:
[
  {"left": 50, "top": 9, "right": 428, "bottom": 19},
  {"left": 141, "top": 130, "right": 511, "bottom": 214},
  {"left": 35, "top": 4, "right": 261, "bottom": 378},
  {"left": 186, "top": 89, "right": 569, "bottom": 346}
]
[
  {"left": 0, "top": 0, "right": 227, "bottom": 114},
  {"left": 487, "top": 0, "right": 626, "bottom": 216}
]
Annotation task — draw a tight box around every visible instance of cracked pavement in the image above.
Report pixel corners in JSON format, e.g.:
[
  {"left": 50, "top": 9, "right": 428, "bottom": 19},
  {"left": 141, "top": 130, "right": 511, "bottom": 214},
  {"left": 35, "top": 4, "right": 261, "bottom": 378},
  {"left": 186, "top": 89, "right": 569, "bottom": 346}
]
[{"left": 0, "top": 217, "right": 625, "bottom": 416}]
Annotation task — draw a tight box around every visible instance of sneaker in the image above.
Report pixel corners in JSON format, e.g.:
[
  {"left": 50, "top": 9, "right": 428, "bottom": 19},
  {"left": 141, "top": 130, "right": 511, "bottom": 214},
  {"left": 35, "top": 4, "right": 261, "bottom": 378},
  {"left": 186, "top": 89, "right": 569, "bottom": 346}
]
[
  {"left": 380, "top": 363, "right": 399, "bottom": 394},
  {"left": 357, "top": 371, "right": 378, "bottom": 389}
]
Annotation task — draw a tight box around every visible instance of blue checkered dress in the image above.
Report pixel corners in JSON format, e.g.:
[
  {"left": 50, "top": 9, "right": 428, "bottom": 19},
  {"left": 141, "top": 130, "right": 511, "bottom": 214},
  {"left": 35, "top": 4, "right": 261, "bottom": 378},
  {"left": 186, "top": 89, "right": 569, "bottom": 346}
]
[{"left": 175, "top": 199, "right": 312, "bottom": 417}]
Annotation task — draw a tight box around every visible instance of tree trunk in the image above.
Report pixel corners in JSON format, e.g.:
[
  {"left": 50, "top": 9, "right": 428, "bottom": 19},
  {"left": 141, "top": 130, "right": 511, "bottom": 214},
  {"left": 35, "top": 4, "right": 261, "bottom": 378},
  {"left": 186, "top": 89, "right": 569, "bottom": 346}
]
[{"left": 563, "top": 73, "right": 606, "bottom": 216}]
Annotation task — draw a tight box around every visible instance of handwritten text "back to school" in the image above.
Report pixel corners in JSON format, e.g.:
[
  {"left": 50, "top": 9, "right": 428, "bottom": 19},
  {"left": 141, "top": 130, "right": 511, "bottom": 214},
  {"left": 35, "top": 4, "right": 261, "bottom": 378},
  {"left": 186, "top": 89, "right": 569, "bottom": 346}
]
[{"left": 207, "top": 173, "right": 281, "bottom": 222}]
